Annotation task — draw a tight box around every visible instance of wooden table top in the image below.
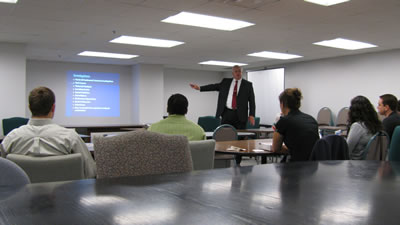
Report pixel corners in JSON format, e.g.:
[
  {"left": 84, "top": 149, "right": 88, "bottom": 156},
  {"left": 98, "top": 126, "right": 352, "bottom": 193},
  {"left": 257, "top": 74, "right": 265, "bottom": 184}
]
[
  {"left": 238, "top": 127, "right": 274, "bottom": 133},
  {"left": 205, "top": 131, "right": 256, "bottom": 138},
  {"left": 1, "top": 161, "right": 399, "bottom": 224},
  {"left": 318, "top": 125, "right": 347, "bottom": 130},
  {"left": 215, "top": 139, "right": 285, "bottom": 156}
]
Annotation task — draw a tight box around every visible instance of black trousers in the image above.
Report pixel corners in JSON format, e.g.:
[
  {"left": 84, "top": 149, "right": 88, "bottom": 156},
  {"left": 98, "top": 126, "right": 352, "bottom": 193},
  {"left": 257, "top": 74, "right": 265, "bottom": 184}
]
[{"left": 221, "top": 108, "right": 246, "bottom": 129}]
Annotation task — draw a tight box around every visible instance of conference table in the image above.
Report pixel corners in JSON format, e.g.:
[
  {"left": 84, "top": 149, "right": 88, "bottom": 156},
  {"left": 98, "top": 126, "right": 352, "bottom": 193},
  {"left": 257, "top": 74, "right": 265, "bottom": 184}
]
[
  {"left": 238, "top": 127, "right": 275, "bottom": 139},
  {"left": 0, "top": 161, "right": 399, "bottom": 224},
  {"left": 318, "top": 125, "right": 348, "bottom": 137},
  {"left": 215, "top": 138, "right": 286, "bottom": 165},
  {"left": 205, "top": 131, "right": 256, "bottom": 139}
]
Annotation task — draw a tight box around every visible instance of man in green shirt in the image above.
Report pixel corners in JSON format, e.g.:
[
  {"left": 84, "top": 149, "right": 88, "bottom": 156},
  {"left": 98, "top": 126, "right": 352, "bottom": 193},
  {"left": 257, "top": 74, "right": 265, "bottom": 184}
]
[{"left": 148, "top": 93, "right": 206, "bottom": 140}]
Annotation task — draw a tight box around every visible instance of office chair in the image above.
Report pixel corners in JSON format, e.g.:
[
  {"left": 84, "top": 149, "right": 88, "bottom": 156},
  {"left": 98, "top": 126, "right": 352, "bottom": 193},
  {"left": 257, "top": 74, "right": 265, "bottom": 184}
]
[
  {"left": 310, "top": 135, "right": 349, "bottom": 160},
  {"left": 0, "top": 157, "right": 30, "bottom": 187},
  {"left": 317, "top": 107, "right": 333, "bottom": 126},
  {"left": 2, "top": 117, "right": 29, "bottom": 136},
  {"left": 212, "top": 124, "right": 238, "bottom": 168},
  {"left": 197, "top": 116, "right": 221, "bottom": 132},
  {"left": 189, "top": 139, "right": 215, "bottom": 170},
  {"left": 364, "top": 131, "right": 389, "bottom": 160},
  {"left": 389, "top": 126, "right": 400, "bottom": 161},
  {"left": 94, "top": 130, "right": 193, "bottom": 179},
  {"left": 335, "top": 107, "right": 349, "bottom": 127},
  {"left": 7, "top": 153, "right": 84, "bottom": 183}
]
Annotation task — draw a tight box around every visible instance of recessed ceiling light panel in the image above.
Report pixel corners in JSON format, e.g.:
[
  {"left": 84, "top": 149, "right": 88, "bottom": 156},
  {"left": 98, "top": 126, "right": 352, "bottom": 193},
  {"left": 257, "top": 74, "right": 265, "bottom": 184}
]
[
  {"left": 199, "top": 60, "right": 247, "bottom": 67},
  {"left": 162, "top": 12, "right": 254, "bottom": 31},
  {"left": 313, "top": 38, "right": 377, "bottom": 50},
  {"left": 248, "top": 51, "right": 303, "bottom": 60},
  {"left": 304, "top": 0, "right": 350, "bottom": 6},
  {"left": 78, "top": 51, "right": 138, "bottom": 59},
  {"left": 110, "top": 35, "right": 184, "bottom": 48},
  {"left": 0, "top": 0, "right": 18, "bottom": 3}
]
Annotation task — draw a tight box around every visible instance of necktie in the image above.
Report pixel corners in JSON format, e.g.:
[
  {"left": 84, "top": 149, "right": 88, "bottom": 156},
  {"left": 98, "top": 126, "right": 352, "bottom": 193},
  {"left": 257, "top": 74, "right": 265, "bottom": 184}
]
[{"left": 232, "top": 80, "right": 238, "bottom": 109}]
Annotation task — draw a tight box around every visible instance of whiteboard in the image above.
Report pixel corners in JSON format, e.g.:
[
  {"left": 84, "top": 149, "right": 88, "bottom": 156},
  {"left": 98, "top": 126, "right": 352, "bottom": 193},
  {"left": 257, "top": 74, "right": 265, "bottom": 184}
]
[{"left": 247, "top": 68, "right": 284, "bottom": 125}]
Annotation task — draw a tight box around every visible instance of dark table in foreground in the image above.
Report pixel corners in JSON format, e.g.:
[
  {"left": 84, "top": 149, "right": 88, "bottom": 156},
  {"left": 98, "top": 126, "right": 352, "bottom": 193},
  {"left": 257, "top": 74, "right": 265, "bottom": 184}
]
[
  {"left": 215, "top": 139, "right": 285, "bottom": 164},
  {"left": 1, "top": 161, "right": 399, "bottom": 225}
]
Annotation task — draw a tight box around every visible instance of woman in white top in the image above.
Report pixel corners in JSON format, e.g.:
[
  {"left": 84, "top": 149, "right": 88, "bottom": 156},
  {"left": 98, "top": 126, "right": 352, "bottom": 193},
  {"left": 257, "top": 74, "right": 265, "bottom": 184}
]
[{"left": 347, "top": 96, "right": 382, "bottom": 159}]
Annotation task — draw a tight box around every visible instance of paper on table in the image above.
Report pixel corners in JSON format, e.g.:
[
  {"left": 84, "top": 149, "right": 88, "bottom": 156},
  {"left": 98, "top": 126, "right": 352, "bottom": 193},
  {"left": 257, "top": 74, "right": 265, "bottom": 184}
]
[
  {"left": 259, "top": 142, "right": 272, "bottom": 150},
  {"left": 226, "top": 146, "right": 246, "bottom": 151},
  {"left": 252, "top": 149, "right": 266, "bottom": 152},
  {"left": 253, "top": 148, "right": 273, "bottom": 153}
]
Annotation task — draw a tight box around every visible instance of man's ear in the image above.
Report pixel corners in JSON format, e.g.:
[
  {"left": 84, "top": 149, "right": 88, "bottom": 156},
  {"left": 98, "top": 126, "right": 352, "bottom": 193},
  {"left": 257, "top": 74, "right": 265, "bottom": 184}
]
[{"left": 51, "top": 104, "right": 56, "bottom": 113}]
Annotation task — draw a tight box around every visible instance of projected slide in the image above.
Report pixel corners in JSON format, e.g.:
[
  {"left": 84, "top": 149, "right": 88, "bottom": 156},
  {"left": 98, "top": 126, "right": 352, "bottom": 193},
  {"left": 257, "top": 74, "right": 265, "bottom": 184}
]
[{"left": 66, "top": 71, "right": 120, "bottom": 117}]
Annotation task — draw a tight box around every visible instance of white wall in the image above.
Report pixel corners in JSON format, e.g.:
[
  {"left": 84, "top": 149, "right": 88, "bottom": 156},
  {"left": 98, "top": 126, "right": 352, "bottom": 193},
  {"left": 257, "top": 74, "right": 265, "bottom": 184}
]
[
  {"left": 285, "top": 49, "right": 400, "bottom": 122},
  {"left": 163, "top": 68, "right": 223, "bottom": 123},
  {"left": 132, "top": 64, "right": 164, "bottom": 124},
  {"left": 26, "top": 60, "right": 133, "bottom": 126},
  {"left": 0, "top": 43, "right": 26, "bottom": 136}
]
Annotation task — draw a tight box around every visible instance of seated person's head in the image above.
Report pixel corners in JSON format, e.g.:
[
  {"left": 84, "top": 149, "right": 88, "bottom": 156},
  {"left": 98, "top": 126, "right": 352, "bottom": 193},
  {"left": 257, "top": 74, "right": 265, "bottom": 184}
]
[
  {"left": 349, "top": 95, "right": 381, "bottom": 133},
  {"left": 378, "top": 94, "right": 398, "bottom": 116},
  {"left": 167, "top": 93, "right": 188, "bottom": 116},
  {"left": 29, "top": 86, "right": 55, "bottom": 118},
  {"left": 279, "top": 88, "right": 302, "bottom": 114}
]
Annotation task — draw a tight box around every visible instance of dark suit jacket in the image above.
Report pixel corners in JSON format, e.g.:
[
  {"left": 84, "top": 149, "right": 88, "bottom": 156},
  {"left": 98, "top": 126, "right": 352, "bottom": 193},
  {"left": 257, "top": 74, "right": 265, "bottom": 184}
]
[{"left": 200, "top": 78, "right": 255, "bottom": 122}]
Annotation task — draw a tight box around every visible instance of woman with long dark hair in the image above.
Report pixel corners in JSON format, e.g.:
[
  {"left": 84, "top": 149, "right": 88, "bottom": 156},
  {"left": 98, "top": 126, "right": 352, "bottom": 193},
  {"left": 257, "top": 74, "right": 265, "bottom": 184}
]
[{"left": 347, "top": 96, "right": 382, "bottom": 159}]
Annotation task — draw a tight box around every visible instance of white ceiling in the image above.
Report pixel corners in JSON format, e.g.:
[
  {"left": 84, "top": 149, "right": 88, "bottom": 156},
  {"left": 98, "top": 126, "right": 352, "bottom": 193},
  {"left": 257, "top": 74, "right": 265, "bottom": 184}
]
[{"left": 1, "top": 0, "right": 399, "bottom": 71}]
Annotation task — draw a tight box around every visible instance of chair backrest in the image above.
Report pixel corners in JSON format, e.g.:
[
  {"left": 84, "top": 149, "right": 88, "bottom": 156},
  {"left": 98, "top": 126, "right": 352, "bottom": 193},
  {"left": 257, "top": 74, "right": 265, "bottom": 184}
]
[
  {"left": 2, "top": 117, "right": 29, "bottom": 136},
  {"left": 197, "top": 116, "right": 221, "bottom": 132},
  {"left": 94, "top": 130, "right": 193, "bottom": 179},
  {"left": 310, "top": 135, "right": 349, "bottom": 160},
  {"left": 246, "top": 117, "right": 261, "bottom": 129},
  {"left": 189, "top": 140, "right": 215, "bottom": 170},
  {"left": 335, "top": 107, "right": 349, "bottom": 127},
  {"left": 212, "top": 124, "right": 238, "bottom": 141},
  {"left": 317, "top": 107, "right": 333, "bottom": 126},
  {"left": 6, "top": 153, "right": 83, "bottom": 183},
  {"left": 0, "top": 157, "right": 30, "bottom": 187},
  {"left": 364, "top": 131, "right": 389, "bottom": 160},
  {"left": 389, "top": 126, "right": 400, "bottom": 161}
]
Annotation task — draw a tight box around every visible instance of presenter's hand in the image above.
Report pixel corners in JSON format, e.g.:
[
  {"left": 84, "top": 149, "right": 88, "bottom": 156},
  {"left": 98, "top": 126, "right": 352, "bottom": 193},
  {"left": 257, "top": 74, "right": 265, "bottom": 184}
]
[
  {"left": 249, "top": 116, "right": 255, "bottom": 126},
  {"left": 190, "top": 83, "right": 200, "bottom": 90}
]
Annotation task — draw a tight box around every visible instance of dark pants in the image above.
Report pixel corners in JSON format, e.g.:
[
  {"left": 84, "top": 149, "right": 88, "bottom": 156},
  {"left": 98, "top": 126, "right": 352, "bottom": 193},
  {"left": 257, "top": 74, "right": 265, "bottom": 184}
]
[{"left": 221, "top": 108, "right": 246, "bottom": 129}]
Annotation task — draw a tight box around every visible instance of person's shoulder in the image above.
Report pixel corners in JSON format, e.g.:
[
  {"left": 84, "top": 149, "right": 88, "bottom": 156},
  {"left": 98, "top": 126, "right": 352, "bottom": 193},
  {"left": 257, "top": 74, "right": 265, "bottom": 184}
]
[
  {"left": 48, "top": 124, "right": 81, "bottom": 137},
  {"left": 276, "top": 115, "right": 289, "bottom": 127},
  {"left": 301, "top": 111, "right": 318, "bottom": 122},
  {"left": 3, "top": 124, "right": 33, "bottom": 142},
  {"left": 187, "top": 119, "right": 205, "bottom": 132},
  {"left": 6, "top": 124, "right": 29, "bottom": 135},
  {"left": 393, "top": 112, "right": 400, "bottom": 120},
  {"left": 148, "top": 120, "right": 164, "bottom": 131},
  {"left": 242, "top": 79, "right": 252, "bottom": 85},
  {"left": 350, "top": 122, "right": 364, "bottom": 130}
]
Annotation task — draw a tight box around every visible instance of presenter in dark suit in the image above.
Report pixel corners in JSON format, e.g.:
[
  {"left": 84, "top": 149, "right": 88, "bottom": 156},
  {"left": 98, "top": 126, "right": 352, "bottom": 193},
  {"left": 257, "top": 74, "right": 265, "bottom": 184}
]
[{"left": 190, "top": 65, "right": 256, "bottom": 129}]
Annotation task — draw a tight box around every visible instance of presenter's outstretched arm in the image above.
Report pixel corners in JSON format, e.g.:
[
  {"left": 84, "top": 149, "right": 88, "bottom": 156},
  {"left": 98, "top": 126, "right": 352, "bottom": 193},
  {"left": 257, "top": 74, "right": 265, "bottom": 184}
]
[{"left": 189, "top": 83, "right": 200, "bottom": 90}]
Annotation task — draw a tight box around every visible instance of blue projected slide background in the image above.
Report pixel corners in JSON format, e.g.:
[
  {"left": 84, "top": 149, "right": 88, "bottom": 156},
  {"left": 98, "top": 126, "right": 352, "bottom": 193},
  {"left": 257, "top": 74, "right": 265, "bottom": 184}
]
[{"left": 66, "top": 71, "right": 120, "bottom": 117}]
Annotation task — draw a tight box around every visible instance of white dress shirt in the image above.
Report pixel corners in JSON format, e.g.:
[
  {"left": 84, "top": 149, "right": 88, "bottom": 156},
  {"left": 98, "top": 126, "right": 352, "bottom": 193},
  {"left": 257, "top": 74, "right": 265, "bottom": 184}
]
[
  {"left": 226, "top": 78, "right": 242, "bottom": 109},
  {"left": 1, "top": 118, "right": 96, "bottom": 178}
]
